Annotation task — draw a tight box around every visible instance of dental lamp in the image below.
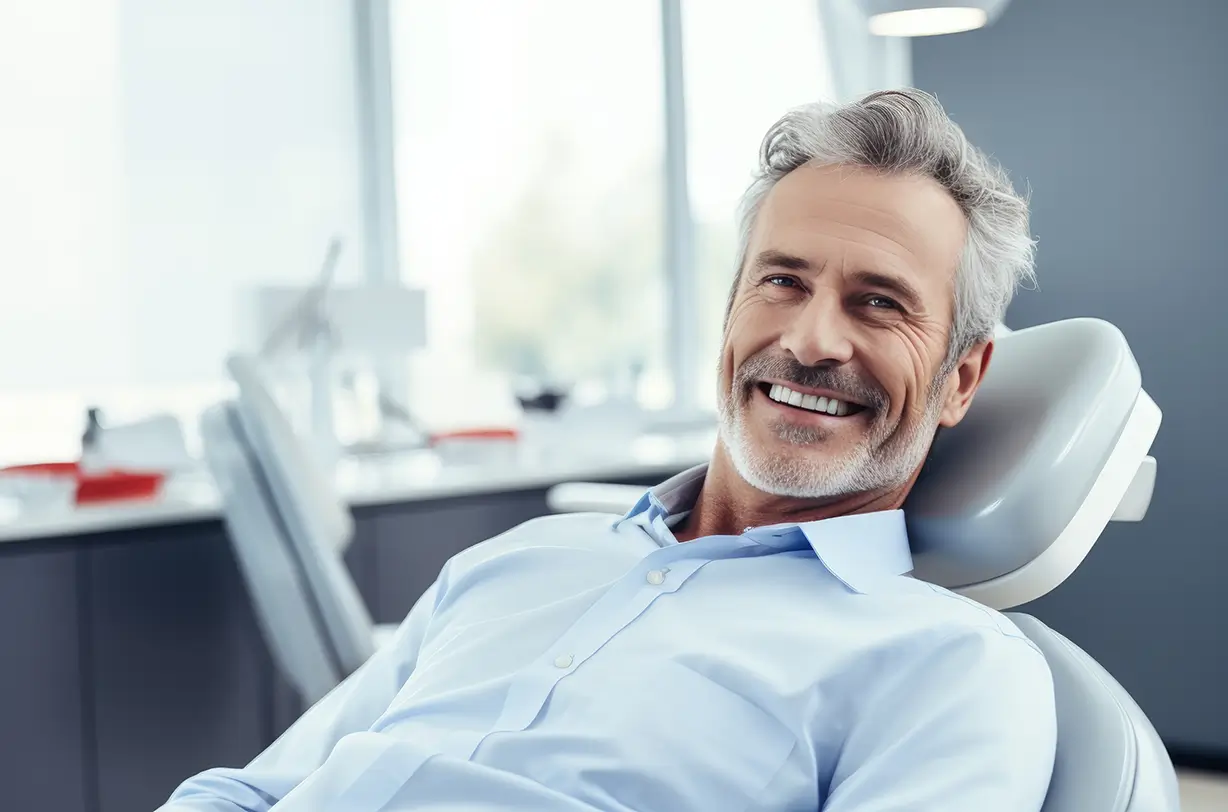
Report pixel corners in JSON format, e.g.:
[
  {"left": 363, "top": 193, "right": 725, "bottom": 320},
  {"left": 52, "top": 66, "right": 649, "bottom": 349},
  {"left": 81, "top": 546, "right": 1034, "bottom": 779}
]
[{"left": 859, "top": 0, "right": 1011, "bottom": 37}]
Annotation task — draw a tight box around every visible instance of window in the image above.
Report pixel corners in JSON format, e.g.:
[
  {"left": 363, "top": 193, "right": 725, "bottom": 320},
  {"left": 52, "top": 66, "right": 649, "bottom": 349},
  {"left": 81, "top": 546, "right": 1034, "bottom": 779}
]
[
  {"left": 2, "top": 1, "right": 841, "bottom": 466},
  {"left": 0, "top": 0, "right": 367, "bottom": 464},
  {"left": 388, "top": 0, "right": 667, "bottom": 429},
  {"left": 681, "top": 0, "right": 835, "bottom": 408}
]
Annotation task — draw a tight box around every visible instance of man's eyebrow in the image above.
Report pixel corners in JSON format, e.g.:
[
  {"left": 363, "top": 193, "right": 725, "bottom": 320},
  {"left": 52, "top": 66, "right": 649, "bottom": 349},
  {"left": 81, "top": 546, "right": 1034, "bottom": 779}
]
[
  {"left": 751, "top": 250, "right": 927, "bottom": 310},
  {"left": 849, "top": 269, "right": 924, "bottom": 310},
  {"left": 752, "top": 250, "right": 813, "bottom": 273}
]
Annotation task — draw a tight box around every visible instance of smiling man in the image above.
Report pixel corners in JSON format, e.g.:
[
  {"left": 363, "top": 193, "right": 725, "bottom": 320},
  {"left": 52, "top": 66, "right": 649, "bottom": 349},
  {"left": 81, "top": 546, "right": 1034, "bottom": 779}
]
[
  {"left": 161, "top": 90, "right": 1055, "bottom": 812},
  {"left": 694, "top": 145, "right": 1002, "bottom": 534}
]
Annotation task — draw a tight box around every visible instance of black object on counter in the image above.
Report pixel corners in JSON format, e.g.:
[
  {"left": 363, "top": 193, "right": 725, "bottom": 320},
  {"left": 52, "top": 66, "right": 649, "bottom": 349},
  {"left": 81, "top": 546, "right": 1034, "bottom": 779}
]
[{"left": 516, "top": 389, "right": 567, "bottom": 413}]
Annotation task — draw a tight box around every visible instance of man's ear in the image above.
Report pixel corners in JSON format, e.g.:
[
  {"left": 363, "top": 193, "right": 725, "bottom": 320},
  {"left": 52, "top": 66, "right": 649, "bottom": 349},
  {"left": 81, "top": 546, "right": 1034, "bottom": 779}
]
[{"left": 938, "top": 340, "right": 993, "bottom": 428}]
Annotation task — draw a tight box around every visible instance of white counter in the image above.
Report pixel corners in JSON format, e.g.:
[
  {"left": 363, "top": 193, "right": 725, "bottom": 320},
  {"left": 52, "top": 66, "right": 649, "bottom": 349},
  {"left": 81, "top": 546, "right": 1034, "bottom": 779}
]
[{"left": 0, "top": 431, "right": 714, "bottom": 544}]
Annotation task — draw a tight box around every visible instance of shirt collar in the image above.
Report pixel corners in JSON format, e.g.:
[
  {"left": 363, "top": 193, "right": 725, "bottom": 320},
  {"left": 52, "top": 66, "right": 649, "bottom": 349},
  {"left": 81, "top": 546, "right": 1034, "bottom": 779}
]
[{"left": 616, "top": 464, "right": 914, "bottom": 594}]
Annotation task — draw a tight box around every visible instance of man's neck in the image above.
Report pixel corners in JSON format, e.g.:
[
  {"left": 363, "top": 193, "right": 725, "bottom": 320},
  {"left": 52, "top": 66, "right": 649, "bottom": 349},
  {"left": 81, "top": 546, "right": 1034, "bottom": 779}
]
[{"left": 672, "top": 443, "right": 913, "bottom": 542}]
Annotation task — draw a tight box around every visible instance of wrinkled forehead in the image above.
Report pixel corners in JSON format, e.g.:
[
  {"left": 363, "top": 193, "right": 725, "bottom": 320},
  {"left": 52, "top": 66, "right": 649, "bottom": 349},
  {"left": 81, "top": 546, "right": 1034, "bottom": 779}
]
[{"left": 749, "top": 164, "right": 968, "bottom": 297}]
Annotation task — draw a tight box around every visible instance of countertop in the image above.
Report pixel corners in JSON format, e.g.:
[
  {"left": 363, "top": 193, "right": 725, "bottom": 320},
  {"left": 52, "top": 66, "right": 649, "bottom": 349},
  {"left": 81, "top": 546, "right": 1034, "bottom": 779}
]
[{"left": 0, "top": 430, "right": 714, "bottom": 544}]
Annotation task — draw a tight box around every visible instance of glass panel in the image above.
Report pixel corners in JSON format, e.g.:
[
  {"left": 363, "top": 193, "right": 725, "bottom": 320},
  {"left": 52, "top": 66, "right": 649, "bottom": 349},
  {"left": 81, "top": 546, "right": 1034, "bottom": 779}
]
[{"left": 389, "top": 0, "right": 666, "bottom": 428}]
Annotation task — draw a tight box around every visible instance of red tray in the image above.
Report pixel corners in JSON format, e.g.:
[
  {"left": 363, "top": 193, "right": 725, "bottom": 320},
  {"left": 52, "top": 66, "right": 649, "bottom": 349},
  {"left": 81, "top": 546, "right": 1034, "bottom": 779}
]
[
  {"left": 1, "top": 462, "right": 165, "bottom": 505},
  {"left": 428, "top": 428, "right": 520, "bottom": 445}
]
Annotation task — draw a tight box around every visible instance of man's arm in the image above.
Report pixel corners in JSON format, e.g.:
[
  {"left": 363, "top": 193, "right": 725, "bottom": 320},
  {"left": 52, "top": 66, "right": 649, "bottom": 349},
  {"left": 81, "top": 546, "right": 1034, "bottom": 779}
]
[
  {"left": 823, "top": 626, "right": 1057, "bottom": 811},
  {"left": 156, "top": 582, "right": 440, "bottom": 812}
]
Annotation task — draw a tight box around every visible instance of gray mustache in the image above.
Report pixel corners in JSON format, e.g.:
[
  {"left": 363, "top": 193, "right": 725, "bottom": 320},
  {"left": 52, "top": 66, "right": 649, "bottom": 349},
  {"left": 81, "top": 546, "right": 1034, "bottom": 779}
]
[{"left": 735, "top": 354, "right": 887, "bottom": 410}]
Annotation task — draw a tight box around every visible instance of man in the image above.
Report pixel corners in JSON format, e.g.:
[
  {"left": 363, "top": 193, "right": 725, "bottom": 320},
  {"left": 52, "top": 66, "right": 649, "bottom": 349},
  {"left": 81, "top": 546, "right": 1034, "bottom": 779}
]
[{"left": 161, "top": 89, "right": 1055, "bottom": 811}]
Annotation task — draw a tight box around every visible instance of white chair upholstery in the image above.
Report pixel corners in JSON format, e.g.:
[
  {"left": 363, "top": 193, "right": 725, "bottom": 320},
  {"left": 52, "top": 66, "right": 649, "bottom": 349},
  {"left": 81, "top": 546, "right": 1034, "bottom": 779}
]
[
  {"left": 201, "top": 356, "right": 396, "bottom": 703},
  {"left": 200, "top": 403, "right": 340, "bottom": 704},
  {"left": 545, "top": 318, "right": 1178, "bottom": 812},
  {"left": 905, "top": 318, "right": 1161, "bottom": 610}
]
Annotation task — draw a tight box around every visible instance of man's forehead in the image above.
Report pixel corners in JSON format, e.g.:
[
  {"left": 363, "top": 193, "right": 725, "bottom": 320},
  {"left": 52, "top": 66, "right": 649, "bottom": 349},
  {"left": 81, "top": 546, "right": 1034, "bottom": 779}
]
[{"left": 752, "top": 164, "right": 967, "bottom": 287}]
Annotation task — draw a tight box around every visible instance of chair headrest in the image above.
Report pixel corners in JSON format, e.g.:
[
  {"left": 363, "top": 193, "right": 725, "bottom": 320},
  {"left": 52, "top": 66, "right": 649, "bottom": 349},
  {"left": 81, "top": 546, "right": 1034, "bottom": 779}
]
[{"left": 904, "top": 318, "right": 1161, "bottom": 609}]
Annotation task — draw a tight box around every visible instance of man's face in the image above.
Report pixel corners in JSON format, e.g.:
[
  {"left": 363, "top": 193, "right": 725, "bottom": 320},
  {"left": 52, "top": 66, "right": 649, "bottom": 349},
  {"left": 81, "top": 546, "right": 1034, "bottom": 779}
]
[{"left": 717, "top": 164, "right": 989, "bottom": 500}]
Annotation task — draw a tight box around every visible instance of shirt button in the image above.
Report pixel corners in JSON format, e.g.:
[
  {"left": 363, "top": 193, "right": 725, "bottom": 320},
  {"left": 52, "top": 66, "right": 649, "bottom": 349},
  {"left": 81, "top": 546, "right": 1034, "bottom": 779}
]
[
  {"left": 553, "top": 654, "right": 574, "bottom": 669},
  {"left": 646, "top": 569, "right": 666, "bottom": 586}
]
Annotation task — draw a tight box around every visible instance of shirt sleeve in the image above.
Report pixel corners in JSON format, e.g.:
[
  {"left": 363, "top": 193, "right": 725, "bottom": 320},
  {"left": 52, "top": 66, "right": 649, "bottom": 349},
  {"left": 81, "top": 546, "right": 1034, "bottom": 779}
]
[
  {"left": 155, "top": 581, "right": 440, "bottom": 812},
  {"left": 821, "top": 626, "right": 1057, "bottom": 812}
]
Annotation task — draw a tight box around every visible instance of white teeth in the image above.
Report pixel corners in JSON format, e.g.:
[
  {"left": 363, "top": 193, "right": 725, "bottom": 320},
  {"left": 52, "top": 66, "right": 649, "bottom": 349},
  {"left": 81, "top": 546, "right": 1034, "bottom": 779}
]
[{"left": 766, "top": 384, "right": 856, "bottom": 416}]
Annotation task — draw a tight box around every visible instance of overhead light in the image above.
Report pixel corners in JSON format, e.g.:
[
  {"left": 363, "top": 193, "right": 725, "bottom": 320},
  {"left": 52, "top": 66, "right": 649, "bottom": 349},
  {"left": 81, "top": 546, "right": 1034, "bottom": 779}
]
[
  {"left": 859, "top": 0, "right": 1010, "bottom": 37},
  {"left": 870, "top": 7, "right": 986, "bottom": 36}
]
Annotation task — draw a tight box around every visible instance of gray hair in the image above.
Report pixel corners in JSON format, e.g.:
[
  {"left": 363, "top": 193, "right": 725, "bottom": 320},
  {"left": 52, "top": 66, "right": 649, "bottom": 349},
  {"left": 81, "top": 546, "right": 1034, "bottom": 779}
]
[{"left": 732, "top": 88, "right": 1036, "bottom": 366}]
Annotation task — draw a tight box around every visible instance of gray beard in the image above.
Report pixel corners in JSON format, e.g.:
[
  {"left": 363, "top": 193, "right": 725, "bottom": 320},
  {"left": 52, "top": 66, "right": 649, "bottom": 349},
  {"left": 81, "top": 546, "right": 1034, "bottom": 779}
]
[{"left": 716, "top": 358, "right": 947, "bottom": 500}]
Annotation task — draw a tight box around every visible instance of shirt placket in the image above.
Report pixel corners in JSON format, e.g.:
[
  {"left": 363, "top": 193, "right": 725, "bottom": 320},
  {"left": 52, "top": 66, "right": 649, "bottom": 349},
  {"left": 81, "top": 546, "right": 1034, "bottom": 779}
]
[{"left": 446, "top": 545, "right": 717, "bottom": 762}]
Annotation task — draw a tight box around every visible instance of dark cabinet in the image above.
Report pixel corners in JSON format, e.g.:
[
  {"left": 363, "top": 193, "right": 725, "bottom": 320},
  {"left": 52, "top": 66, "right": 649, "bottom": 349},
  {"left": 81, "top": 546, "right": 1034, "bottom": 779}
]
[
  {"left": 0, "top": 547, "right": 90, "bottom": 812},
  {"left": 86, "top": 526, "right": 273, "bottom": 812}
]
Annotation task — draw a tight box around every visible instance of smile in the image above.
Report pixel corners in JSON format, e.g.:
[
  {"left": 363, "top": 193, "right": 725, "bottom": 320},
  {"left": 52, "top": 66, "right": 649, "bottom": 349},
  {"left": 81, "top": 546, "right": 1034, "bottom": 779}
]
[{"left": 756, "top": 382, "right": 869, "bottom": 418}]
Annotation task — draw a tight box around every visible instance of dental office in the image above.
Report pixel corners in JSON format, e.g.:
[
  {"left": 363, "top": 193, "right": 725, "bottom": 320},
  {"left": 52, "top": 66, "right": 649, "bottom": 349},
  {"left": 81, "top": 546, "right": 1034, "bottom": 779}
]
[{"left": 2, "top": 0, "right": 1225, "bottom": 810}]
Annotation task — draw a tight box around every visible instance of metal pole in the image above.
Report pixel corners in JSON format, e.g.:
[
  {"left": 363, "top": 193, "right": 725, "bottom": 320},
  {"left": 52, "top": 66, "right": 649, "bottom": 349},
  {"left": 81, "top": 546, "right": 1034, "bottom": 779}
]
[
  {"left": 660, "top": 0, "right": 698, "bottom": 411},
  {"left": 352, "top": 0, "right": 402, "bottom": 284},
  {"left": 352, "top": 0, "right": 411, "bottom": 431}
]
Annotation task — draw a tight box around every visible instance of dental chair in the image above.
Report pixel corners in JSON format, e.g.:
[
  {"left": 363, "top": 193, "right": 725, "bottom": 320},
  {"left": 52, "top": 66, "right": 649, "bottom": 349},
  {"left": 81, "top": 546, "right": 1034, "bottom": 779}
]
[
  {"left": 200, "top": 356, "right": 396, "bottom": 705},
  {"left": 546, "top": 318, "right": 1178, "bottom": 812}
]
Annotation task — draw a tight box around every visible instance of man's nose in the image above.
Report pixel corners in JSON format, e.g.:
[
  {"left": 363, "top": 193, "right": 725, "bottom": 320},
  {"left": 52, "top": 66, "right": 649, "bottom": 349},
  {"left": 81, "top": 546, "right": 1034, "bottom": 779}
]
[{"left": 779, "top": 293, "right": 855, "bottom": 367}]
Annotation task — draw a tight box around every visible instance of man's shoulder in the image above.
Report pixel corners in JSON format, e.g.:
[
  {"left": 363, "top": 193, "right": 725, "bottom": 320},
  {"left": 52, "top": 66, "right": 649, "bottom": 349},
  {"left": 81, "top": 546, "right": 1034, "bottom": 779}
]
[
  {"left": 873, "top": 575, "right": 1043, "bottom": 655},
  {"left": 842, "top": 578, "right": 1055, "bottom": 725},
  {"left": 474, "top": 511, "right": 624, "bottom": 550},
  {"left": 439, "top": 511, "right": 628, "bottom": 577}
]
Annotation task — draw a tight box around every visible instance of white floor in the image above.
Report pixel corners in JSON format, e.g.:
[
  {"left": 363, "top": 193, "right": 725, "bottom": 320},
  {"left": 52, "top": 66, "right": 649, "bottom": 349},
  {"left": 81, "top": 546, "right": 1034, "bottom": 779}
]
[{"left": 1178, "top": 770, "right": 1228, "bottom": 811}]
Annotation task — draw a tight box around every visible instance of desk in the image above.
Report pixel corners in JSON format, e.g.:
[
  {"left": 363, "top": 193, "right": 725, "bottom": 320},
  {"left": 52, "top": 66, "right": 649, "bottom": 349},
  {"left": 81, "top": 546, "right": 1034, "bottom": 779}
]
[{"left": 0, "top": 434, "right": 710, "bottom": 812}]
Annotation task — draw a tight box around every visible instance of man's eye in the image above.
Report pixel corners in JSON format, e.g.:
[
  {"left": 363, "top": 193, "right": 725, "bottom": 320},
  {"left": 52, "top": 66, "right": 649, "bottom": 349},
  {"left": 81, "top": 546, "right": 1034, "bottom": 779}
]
[
  {"left": 866, "top": 294, "right": 900, "bottom": 310},
  {"left": 765, "top": 275, "right": 799, "bottom": 288}
]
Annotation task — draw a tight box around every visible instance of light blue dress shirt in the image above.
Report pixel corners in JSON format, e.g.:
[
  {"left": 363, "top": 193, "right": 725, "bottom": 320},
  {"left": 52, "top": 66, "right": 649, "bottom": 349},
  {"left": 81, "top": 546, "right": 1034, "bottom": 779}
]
[{"left": 160, "top": 465, "right": 1056, "bottom": 811}]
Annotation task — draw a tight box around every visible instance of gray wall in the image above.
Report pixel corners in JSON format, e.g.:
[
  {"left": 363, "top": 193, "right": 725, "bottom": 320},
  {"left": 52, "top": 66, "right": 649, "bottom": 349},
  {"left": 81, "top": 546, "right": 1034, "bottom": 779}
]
[{"left": 913, "top": 0, "right": 1228, "bottom": 753}]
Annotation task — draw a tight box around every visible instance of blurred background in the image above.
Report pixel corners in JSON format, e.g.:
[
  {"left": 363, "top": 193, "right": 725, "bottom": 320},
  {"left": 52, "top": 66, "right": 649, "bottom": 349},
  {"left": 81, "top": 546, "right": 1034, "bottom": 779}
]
[
  {"left": 1, "top": 1, "right": 1225, "bottom": 810},
  {"left": 0, "top": 0, "right": 844, "bottom": 460}
]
